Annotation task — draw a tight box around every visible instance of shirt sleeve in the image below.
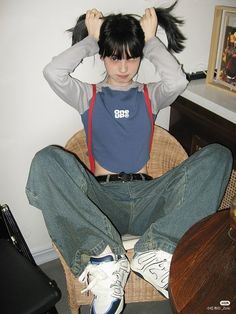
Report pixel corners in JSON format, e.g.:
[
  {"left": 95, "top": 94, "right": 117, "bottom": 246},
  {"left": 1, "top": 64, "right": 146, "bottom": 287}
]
[
  {"left": 43, "top": 36, "right": 99, "bottom": 113},
  {"left": 143, "top": 37, "right": 189, "bottom": 114}
]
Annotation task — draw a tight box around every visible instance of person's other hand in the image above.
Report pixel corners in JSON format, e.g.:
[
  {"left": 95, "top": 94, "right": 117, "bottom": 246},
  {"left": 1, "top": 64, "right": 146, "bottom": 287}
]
[{"left": 140, "top": 7, "right": 158, "bottom": 42}]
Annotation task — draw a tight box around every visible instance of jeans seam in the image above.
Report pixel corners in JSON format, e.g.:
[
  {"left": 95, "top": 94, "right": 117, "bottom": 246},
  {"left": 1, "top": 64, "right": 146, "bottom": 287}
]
[
  {"left": 127, "top": 183, "right": 134, "bottom": 232},
  {"left": 177, "top": 165, "right": 187, "bottom": 209}
]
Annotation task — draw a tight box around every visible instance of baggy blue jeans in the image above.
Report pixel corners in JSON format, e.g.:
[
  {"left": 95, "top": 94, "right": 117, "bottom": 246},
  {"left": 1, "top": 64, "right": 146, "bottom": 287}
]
[{"left": 25, "top": 143, "right": 232, "bottom": 277}]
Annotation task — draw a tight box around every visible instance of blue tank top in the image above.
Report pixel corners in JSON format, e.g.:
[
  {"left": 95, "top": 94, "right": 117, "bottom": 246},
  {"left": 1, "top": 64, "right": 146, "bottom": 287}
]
[{"left": 82, "top": 85, "right": 154, "bottom": 173}]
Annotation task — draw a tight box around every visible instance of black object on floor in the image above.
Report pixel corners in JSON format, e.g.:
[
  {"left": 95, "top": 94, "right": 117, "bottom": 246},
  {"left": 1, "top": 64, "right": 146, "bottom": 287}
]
[{"left": 0, "top": 203, "right": 61, "bottom": 314}]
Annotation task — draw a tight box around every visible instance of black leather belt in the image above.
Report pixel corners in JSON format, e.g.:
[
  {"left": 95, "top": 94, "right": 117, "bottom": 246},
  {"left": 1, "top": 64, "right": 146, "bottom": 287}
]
[{"left": 96, "top": 172, "right": 153, "bottom": 183}]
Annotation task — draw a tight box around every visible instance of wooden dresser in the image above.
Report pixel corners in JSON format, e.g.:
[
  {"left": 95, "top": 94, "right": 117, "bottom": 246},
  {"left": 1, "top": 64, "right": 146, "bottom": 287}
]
[{"left": 169, "top": 79, "right": 236, "bottom": 208}]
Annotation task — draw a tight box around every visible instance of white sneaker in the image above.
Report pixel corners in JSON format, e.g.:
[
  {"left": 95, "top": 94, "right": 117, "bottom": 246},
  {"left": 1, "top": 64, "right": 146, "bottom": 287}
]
[
  {"left": 130, "top": 250, "right": 172, "bottom": 299},
  {"left": 79, "top": 254, "right": 130, "bottom": 314}
]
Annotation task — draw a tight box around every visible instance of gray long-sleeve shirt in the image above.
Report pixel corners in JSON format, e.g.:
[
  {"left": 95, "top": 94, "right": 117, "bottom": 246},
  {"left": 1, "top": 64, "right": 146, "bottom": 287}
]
[
  {"left": 43, "top": 35, "right": 188, "bottom": 114},
  {"left": 43, "top": 36, "right": 188, "bottom": 172}
]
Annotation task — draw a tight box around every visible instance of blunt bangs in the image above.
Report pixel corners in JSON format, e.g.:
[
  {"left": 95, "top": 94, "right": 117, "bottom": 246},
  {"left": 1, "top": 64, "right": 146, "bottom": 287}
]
[{"left": 98, "top": 14, "right": 145, "bottom": 60}]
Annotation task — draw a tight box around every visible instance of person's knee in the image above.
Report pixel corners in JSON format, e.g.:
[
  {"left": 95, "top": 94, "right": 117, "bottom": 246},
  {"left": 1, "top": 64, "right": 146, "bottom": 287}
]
[
  {"left": 208, "top": 143, "right": 232, "bottom": 160},
  {"left": 33, "top": 145, "right": 64, "bottom": 168},
  {"left": 203, "top": 144, "right": 232, "bottom": 168}
]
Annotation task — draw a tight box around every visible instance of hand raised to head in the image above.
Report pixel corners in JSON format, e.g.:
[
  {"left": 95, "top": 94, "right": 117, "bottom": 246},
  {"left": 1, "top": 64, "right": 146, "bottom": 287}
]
[
  {"left": 85, "top": 9, "right": 103, "bottom": 41},
  {"left": 140, "top": 8, "right": 158, "bottom": 42}
]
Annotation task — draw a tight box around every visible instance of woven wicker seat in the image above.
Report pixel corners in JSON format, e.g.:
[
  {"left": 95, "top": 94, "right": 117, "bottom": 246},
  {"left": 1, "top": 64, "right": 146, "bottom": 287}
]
[{"left": 53, "top": 125, "right": 189, "bottom": 314}]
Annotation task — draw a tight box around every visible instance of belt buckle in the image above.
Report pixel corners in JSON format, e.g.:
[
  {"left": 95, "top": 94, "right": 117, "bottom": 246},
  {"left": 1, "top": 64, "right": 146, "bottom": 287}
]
[{"left": 118, "top": 172, "right": 131, "bottom": 182}]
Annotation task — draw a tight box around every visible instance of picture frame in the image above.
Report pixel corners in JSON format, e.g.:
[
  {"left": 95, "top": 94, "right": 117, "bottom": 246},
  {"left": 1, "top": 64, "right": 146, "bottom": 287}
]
[{"left": 206, "top": 5, "right": 236, "bottom": 94}]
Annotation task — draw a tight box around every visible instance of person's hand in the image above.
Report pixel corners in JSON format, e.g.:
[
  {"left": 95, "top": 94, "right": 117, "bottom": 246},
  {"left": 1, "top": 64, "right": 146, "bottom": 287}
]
[
  {"left": 85, "top": 8, "right": 103, "bottom": 41},
  {"left": 140, "top": 8, "right": 158, "bottom": 42}
]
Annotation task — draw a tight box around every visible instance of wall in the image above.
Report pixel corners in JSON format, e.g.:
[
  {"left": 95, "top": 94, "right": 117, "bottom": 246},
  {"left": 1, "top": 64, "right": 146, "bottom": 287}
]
[{"left": 1, "top": 0, "right": 235, "bottom": 263}]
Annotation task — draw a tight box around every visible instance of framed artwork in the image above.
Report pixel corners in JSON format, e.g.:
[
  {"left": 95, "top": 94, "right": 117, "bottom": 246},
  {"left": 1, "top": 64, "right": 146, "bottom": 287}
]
[{"left": 206, "top": 5, "right": 236, "bottom": 93}]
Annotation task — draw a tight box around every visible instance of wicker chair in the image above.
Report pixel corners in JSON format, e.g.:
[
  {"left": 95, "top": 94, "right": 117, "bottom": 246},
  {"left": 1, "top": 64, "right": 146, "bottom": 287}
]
[
  {"left": 219, "top": 168, "right": 236, "bottom": 210},
  {"left": 53, "top": 125, "right": 189, "bottom": 314},
  {"left": 53, "top": 125, "right": 236, "bottom": 313}
]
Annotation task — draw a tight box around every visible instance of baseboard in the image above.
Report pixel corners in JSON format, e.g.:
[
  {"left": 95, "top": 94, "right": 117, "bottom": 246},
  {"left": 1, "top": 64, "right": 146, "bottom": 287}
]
[{"left": 32, "top": 245, "right": 59, "bottom": 265}]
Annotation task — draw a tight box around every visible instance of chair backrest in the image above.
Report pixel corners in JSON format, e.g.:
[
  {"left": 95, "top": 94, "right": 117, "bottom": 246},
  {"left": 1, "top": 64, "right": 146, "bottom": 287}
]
[{"left": 65, "top": 125, "right": 188, "bottom": 178}]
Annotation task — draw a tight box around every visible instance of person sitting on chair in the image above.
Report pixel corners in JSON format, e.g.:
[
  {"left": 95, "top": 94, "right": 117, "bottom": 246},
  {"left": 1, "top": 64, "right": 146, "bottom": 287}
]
[{"left": 26, "top": 5, "right": 232, "bottom": 314}]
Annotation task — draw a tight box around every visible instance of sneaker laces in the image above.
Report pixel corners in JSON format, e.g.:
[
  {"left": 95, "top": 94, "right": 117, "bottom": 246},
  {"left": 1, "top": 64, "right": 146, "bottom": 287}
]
[
  {"left": 79, "top": 258, "right": 129, "bottom": 298},
  {"left": 79, "top": 264, "right": 106, "bottom": 294}
]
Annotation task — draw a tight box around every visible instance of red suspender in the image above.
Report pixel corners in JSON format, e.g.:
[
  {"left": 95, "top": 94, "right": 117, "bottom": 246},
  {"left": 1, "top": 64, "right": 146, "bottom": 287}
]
[
  {"left": 87, "top": 84, "right": 96, "bottom": 173},
  {"left": 143, "top": 84, "right": 154, "bottom": 152},
  {"left": 87, "top": 84, "right": 154, "bottom": 173}
]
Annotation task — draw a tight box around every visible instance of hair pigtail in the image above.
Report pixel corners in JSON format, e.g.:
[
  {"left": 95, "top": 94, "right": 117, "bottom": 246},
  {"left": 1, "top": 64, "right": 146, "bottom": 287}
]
[
  {"left": 155, "top": 1, "right": 186, "bottom": 53},
  {"left": 67, "top": 14, "right": 88, "bottom": 46}
]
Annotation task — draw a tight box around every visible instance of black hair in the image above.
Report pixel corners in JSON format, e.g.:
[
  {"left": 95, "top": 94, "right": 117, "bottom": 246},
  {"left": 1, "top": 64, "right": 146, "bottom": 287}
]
[
  {"left": 155, "top": 1, "right": 185, "bottom": 53},
  {"left": 98, "top": 14, "right": 145, "bottom": 59},
  {"left": 67, "top": 1, "right": 186, "bottom": 54}
]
